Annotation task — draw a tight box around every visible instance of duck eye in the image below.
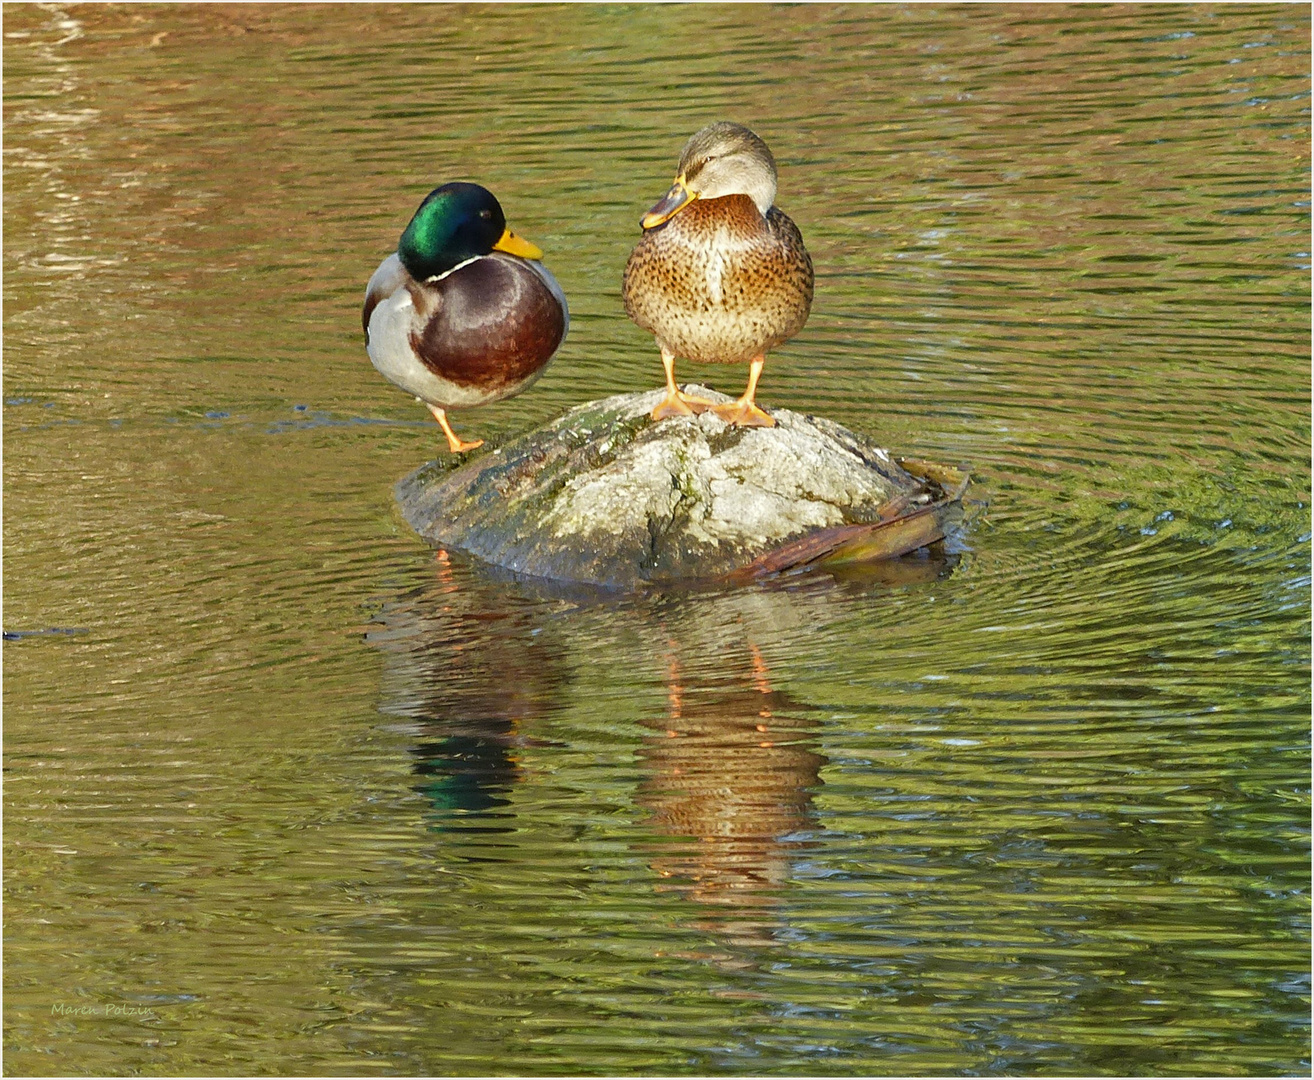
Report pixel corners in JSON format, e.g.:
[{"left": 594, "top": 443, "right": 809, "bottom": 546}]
[{"left": 479, "top": 209, "right": 492, "bottom": 219}]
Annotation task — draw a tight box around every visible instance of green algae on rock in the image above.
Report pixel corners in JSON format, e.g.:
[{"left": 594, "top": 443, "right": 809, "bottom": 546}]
[{"left": 395, "top": 387, "right": 967, "bottom": 589}]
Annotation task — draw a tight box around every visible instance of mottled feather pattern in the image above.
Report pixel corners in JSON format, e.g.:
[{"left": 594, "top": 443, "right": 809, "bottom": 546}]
[{"left": 622, "top": 194, "right": 813, "bottom": 365}]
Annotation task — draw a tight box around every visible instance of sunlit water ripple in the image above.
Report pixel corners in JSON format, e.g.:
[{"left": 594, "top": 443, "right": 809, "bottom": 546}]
[{"left": 4, "top": 4, "right": 1308, "bottom": 1076}]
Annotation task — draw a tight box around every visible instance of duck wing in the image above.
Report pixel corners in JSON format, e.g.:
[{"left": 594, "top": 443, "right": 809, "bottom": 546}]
[{"left": 363, "top": 253, "right": 411, "bottom": 342}]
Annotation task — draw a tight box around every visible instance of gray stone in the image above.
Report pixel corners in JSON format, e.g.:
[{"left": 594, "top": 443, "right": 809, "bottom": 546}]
[{"left": 395, "top": 386, "right": 963, "bottom": 589}]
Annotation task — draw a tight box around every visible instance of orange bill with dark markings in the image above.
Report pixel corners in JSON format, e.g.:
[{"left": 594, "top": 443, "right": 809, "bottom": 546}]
[{"left": 641, "top": 175, "right": 696, "bottom": 229}]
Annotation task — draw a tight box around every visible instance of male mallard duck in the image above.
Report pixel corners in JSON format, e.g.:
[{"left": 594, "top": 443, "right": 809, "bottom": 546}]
[
  {"left": 363, "top": 182, "right": 568, "bottom": 452},
  {"left": 622, "top": 122, "right": 813, "bottom": 428}
]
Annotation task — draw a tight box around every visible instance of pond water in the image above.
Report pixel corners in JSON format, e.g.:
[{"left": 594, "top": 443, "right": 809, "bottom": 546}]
[{"left": 4, "top": 4, "right": 1309, "bottom": 1075}]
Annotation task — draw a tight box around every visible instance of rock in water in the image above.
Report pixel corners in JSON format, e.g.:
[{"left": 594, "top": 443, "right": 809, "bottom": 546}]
[{"left": 395, "top": 386, "right": 965, "bottom": 589}]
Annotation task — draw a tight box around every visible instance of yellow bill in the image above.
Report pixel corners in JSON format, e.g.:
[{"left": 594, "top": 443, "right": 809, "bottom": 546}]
[{"left": 493, "top": 228, "right": 543, "bottom": 260}]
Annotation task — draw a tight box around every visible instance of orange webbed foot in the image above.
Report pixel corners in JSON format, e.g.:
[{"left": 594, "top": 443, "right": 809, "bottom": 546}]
[
  {"left": 711, "top": 399, "right": 776, "bottom": 428},
  {"left": 651, "top": 387, "right": 718, "bottom": 421},
  {"left": 676, "top": 388, "right": 718, "bottom": 413},
  {"left": 651, "top": 392, "right": 696, "bottom": 421},
  {"left": 653, "top": 348, "right": 720, "bottom": 420}
]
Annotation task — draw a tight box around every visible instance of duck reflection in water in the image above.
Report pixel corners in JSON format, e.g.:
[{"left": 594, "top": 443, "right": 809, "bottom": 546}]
[
  {"left": 367, "top": 549, "right": 567, "bottom": 822},
  {"left": 368, "top": 547, "right": 951, "bottom": 940},
  {"left": 632, "top": 555, "right": 956, "bottom": 953},
  {"left": 638, "top": 632, "right": 824, "bottom": 953}
]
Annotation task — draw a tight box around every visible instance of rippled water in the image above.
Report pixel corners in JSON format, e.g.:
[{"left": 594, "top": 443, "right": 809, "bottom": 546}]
[{"left": 4, "top": 4, "right": 1309, "bottom": 1075}]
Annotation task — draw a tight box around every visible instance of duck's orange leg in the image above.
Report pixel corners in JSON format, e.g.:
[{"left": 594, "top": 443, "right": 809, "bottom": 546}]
[
  {"left": 711, "top": 356, "right": 775, "bottom": 428},
  {"left": 651, "top": 347, "right": 718, "bottom": 421},
  {"left": 425, "top": 403, "right": 484, "bottom": 453}
]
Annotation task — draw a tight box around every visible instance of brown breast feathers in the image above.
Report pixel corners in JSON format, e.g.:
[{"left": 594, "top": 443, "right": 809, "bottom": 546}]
[
  {"left": 408, "top": 255, "right": 565, "bottom": 391},
  {"left": 622, "top": 194, "right": 813, "bottom": 365}
]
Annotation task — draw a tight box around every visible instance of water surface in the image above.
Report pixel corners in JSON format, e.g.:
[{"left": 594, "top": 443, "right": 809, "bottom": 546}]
[{"left": 4, "top": 4, "right": 1309, "bottom": 1075}]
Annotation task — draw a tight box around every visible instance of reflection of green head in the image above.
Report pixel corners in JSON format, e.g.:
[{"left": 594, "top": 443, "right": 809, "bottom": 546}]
[
  {"left": 397, "top": 182, "right": 508, "bottom": 280},
  {"left": 412, "top": 734, "right": 515, "bottom": 817}
]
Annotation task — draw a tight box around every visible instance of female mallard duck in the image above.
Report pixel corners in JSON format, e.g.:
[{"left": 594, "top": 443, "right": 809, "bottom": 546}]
[
  {"left": 363, "top": 182, "right": 568, "bottom": 453},
  {"left": 622, "top": 122, "right": 813, "bottom": 428}
]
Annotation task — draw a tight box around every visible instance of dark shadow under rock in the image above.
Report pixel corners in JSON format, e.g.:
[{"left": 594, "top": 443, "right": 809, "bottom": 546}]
[{"left": 395, "top": 386, "right": 967, "bottom": 590}]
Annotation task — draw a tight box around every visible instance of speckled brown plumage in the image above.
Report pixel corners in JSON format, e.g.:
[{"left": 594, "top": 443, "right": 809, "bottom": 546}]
[{"left": 622, "top": 194, "right": 813, "bottom": 365}]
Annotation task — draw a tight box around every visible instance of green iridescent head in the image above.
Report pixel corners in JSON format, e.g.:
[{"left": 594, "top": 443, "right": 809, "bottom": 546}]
[{"left": 397, "top": 182, "right": 542, "bottom": 280}]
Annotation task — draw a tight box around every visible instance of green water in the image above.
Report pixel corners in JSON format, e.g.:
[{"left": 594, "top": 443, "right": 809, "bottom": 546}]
[{"left": 4, "top": 4, "right": 1309, "bottom": 1075}]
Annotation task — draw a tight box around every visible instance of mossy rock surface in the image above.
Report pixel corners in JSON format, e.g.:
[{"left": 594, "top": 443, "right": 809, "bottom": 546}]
[{"left": 396, "top": 387, "right": 965, "bottom": 589}]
